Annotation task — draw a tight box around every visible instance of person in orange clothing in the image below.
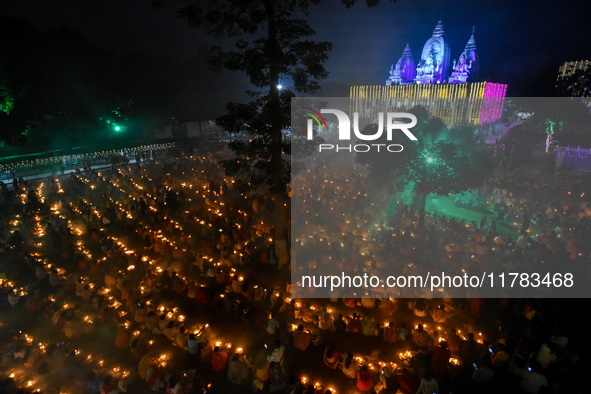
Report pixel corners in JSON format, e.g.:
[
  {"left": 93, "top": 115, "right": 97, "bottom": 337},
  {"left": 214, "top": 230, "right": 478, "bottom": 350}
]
[
  {"left": 383, "top": 321, "right": 399, "bottom": 343},
  {"left": 211, "top": 346, "right": 229, "bottom": 372},
  {"left": 397, "top": 368, "right": 417, "bottom": 394},
  {"left": 356, "top": 365, "right": 375, "bottom": 392},
  {"left": 293, "top": 325, "right": 312, "bottom": 351},
  {"left": 146, "top": 364, "right": 165, "bottom": 391},
  {"left": 115, "top": 326, "right": 131, "bottom": 349},
  {"left": 347, "top": 313, "right": 361, "bottom": 333},
  {"left": 431, "top": 341, "right": 451, "bottom": 380}
]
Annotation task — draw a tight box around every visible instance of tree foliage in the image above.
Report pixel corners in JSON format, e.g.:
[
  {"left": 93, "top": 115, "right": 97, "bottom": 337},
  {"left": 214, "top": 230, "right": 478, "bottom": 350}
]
[
  {"left": 154, "top": 0, "right": 335, "bottom": 195},
  {"left": 357, "top": 106, "right": 494, "bottom": 202},
  {"left": 155, "top": 0, "right": 397, "bottom": 267},
  {"left": 0, "top": 15, "right": 207, "bottom": 150},
  {"left": 555, "top": 68, "right": 591, "bottom": 98},
  {"left": 154, "top": 0, "right": 397, "bottom": 192}
]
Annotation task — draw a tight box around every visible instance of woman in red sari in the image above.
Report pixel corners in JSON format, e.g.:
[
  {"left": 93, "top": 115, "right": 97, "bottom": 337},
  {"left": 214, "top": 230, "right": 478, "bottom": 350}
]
[{"left": 356, "top": 365, "right": 375, "bottom": 392}]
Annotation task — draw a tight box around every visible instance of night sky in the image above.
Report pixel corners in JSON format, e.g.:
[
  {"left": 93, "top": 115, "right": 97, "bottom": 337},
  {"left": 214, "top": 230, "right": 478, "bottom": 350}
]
[{"left": 4, "top": 0, "right": 591, "bottom": 117}]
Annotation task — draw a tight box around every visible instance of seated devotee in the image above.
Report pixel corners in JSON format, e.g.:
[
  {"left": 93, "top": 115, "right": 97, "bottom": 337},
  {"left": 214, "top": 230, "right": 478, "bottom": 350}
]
[
  {"left": 253, "top": 286, "right": 266, "bottom": 303},
  {"left": 446, "top": 328, "right": 462, "bottom": 354},
  {"left": 361, "top": 316, "right": 377, "bottom": 336},
  {"left": 491, "top": 341, "right": 511, "bottom": 370},
  {"left": 397, "top": 368, "right": 417, "bottom": 394},
  {"left": 374, "top": 366, "right": 390, "bottom": 393},
  {"left": 144, "top": 311, "right": 159, "bottom": 332},
  {"left": 535, "top": 342, "right": 557, "bottom": 370},
  {"left": 266, "top": 313, "right": 280, "bottom": 335},
  {"left": 165, "top": 376, "right": 185, "bottom": 394},
  {"left": 409, "top": 299, "right": 428, "bottom": 317},
  {"left": 398, "top": 322, "right": 409, "bottom": 341},
  {"left": 195, "top": 288, "right": 210, "bottom": 305},
  {"left": 347, "top": 313, "right": 362, "bottom": 333},
  {"left": 430, "top": 303, "right": 447, "bottom": 323},
  {"left": 163, "top": 321, "right": 178, "bottom": 341},
  {"left": 378, "top": 298, "right": 397, "bottom": 314},
  {"left": 170, "top": 272, "right": 186, "bottom": 295},
  {"left": 253, "top": 350, "right": 271, "bottom": 391},
  {"left": 411, "top": 324, "right": 433, "bottom": 349},
  {"left": 548, "top": 330, "right": 568, "bottom": 352},
  {"left": 341, "top": 353, "right": 359, "bottom": 379},
  {"left": 323, "top": 343, "right": 340, "bottom": 369},
  {"left": 293, "top": 325, "right": 312, "bottom": 351},
  {"left": 416, "top": 371, "right": 439, "bottom": 394},
  {"left": 158, "top": 314, "right": 169, "bottom": 333},
  {"left": 138, "top": 353, "right": 154, "bottom": 381},
  {"left": 360, "top": 297, "right": 375, "bottom": 309},
  {"left": 267, "top": 339, "right": 285, "bottom": 369},
  {"left": 383, "top": 321, "right": 399, "bottom": 343},
  {"left": 431, "top": 341, "right": 451, "bottom": 380},
  {"left": 100, "top": 375, "right": 120, "bottom": 394},
  {"left": 186, "top": 281, "right": 198, "bottom": 299},
  {"left": 49, "top": 269, "right": 62, "bottom": 287},
  {"left": 318, "top": 307, "right": 335, "bottom": 331},
  {"left": 519, "top": 364, "right": 549, "bottom": 394},
  {"left": 472, "top": 356, "right": 495, "bottom": 384},
  {"left": 175, "top": 327, "right": 188, "bottom": 350},
  {"left": 355, "top": 365, "right": 375, "bottom": 392},
  {"left": 64, "top": 319, "right": 85, "bottom": 339},
  {"left": 462, "top": 332, "right": 481, "bottom": 366},
  {"left": 200, "top": 340, "right": 213, "bottom": 362},
  {"left": 344, "top": 297, "right": 358, "bottom": 308},
  {"left": 211, "top": 346, "right": 229, "bottom": 372},
  {"left": 134, "top": 304, "right": 147, "bottom": 324},
  {"left": 115, "top": 327, "right": 131, "bottom": 349},
  {"left": 334, "top": 314, "right": 347, "bottom": 332},
  {"left": 279, "top": 297, "right": 295, "bottom": 317},
  {"left": 227, "top": 352, "right": 251, "bottom": 385},
  {"left": 301, "top": 303, "right": 318, "bottom": 324},
  {"left": 146, "top": 364, "right": 165, "bottom": 391},
  {"left": 187, "top": 333, "right": 202, "bottom": 356}
]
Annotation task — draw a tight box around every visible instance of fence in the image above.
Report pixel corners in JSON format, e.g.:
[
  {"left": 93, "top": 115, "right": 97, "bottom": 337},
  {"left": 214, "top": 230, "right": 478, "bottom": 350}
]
[{"left": 1, "top": 142, "right": 175, "bottom": 184}]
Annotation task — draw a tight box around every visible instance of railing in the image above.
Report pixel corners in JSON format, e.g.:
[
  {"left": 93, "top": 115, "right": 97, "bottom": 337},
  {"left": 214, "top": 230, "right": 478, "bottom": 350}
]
[{"left": 1, "top": 142, "right": 175, "bottom": 184}]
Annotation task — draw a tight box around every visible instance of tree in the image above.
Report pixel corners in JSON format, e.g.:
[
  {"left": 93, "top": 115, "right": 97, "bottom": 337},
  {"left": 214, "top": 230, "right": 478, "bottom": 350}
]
[
  {"left": 156, "top": 0, "right": 396, "bottom": 269},
  {"left": 357, "top": 106, "right": 493, "bottom": 211},
  {"left": 0, "top": 16, "right": 210, "bottom": 150},
  {"left": 555, "top": 68, "right": 591, "bottom": 98}
]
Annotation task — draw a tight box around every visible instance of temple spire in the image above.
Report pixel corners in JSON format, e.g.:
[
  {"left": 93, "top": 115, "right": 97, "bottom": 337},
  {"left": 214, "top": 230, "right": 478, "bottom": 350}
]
[
  {"left": 415, "top": 19, "right": 450, "bottom": 84},
  {"left": 432, "top": 19, "right": 445, "bottom": 37},
  {"left": 465, "top": 27, "right": 477, "bottom": 53},
  {"left": 386, "top": 43, "right": 415, "bottom": 85},
  {"left": 449, "top": 27, "right": 479, "bottom": 83},
  {"left": 403, "top": 43, "right": 412, "bottom": 56}
]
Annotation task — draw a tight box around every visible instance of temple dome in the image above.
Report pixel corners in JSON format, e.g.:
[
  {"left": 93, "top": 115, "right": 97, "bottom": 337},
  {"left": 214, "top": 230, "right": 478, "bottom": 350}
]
[
  {"left": 386, "top": 43, "right": 416, "bottom": 85},
  {"left": 463, "top": 29, "right": 480, "bottom": 82},
  {"left": 416, "top": 19, "right": 451, "bottom": 84},
  {"left": 449, "top": 27, "right": 480, "bottom": 83}
]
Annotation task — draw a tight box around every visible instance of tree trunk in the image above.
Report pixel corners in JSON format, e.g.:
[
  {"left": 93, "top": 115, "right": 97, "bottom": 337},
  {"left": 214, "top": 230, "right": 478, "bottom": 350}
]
[
  {"left": 274, "top": 195, "right": 289, "bottom": 271},
  {"left": 410, "top": 191, "right": 427, "bottom": 213},
  {"left": 264, "top": 0, "right": 289, "bottom": 271}
]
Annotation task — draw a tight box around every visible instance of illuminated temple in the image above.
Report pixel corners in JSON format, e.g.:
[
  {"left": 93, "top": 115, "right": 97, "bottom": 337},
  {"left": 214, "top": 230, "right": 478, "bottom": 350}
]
[{"left": 350, "top": 20, "right": 507, "bottom": 127}]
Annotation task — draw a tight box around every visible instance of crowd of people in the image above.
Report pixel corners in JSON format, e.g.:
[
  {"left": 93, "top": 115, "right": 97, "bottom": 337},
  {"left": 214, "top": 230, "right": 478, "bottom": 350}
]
[
  {"left": 0, "top": 147, "right": 585, "bottom": 393},
  {"left": 292, "top": 153, "right": 591, "bottom": 299}
]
